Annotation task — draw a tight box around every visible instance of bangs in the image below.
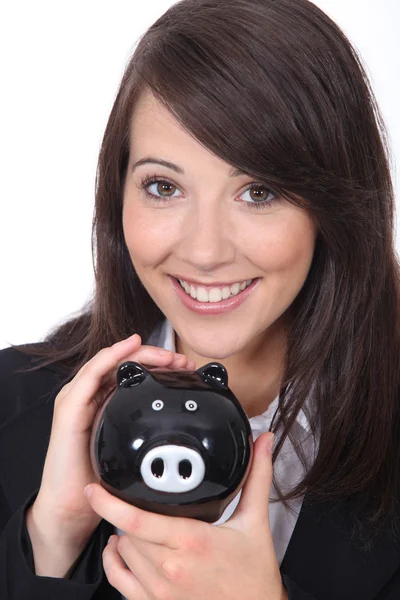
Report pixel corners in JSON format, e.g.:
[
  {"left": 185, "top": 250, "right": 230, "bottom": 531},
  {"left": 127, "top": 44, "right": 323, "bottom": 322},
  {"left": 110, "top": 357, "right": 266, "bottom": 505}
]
[{"left": 131, "top": 0, "right": 365, "bottom": 211}]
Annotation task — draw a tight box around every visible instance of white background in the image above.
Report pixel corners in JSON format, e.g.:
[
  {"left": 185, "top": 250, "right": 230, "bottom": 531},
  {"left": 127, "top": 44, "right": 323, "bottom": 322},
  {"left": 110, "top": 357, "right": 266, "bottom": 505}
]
[{"left": 0, "top": 0, "right": 399, "bottom": 350}]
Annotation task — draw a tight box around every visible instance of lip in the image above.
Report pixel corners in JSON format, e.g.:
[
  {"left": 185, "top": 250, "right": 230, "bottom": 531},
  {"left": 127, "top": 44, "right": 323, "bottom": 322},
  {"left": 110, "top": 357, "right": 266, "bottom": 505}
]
[{"left": 170, "top": 276, "right": 260, "bottom": 315}]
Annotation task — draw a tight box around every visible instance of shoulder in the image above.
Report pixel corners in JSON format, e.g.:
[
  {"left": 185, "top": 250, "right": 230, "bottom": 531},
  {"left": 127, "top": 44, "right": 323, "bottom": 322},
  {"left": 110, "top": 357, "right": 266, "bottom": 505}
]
[
  {"left": 0, "top": 343, "right": 39, "bottom": 375},
  {"left": 0, "top": 343, "right": 71, "bottom": 427},
  {"left": 0, "top": 342, "right": 62, "bottom": 378}
]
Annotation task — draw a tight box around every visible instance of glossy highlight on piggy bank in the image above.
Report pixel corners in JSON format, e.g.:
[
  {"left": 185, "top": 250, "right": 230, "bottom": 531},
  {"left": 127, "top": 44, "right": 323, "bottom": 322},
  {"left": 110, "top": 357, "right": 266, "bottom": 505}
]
[{"left": 90, "top": 361, "right": 253, "bottom": 522}]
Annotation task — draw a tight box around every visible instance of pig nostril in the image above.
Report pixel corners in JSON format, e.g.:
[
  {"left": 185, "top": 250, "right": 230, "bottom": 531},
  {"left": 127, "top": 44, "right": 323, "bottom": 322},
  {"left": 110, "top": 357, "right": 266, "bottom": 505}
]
[
  {"left": 179, "top": 459, "right": 192, "bottom": 479},
  {"left": 151, "top": 458, "right": 164, "bottom": 478}
]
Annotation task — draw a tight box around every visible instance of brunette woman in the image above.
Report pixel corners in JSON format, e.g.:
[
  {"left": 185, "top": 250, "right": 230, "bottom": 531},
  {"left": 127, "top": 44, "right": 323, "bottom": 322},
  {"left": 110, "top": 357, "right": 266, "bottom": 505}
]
[{"left": 1, "top": 1, "right": 399, "bottom": 598}]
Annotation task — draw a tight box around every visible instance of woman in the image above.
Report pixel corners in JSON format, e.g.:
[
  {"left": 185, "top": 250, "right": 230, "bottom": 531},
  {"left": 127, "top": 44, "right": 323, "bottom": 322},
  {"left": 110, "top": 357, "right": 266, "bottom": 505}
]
[{"left": 1, "top": 0, "right": 399, "bottom": 598}]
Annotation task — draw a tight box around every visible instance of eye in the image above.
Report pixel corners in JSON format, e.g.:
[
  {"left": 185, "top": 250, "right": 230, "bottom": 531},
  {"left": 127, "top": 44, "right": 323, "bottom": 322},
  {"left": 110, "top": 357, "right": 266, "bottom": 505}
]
[
  {"left": 139, "top": 174, "right": 278, "bottom": 210},
  {"left": 239, "top": 184, "right": 277, "bottom": 209},
  {"left": 139, "top": 176, "right": 181, "bottom": 202},
  {"left": 185, "top": 400, "right": 198, "bottom": 411},
  {"left": 152, "top": 400, "right": 164, "bottom": 411}
]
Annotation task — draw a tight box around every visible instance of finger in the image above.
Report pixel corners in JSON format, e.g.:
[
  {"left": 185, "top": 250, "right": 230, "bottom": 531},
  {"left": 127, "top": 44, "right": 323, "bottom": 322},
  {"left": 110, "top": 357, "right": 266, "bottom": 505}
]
[
  {"left": 101, "top": 349, "right": 195, "bottom": 390},
  {"left": 117, "top": 534, "right": 168, "bottom": 595},
  {"left": 103, "top": 535, "right": 149, "bottom": 600},
  {"left": 57, "top": 334, "right": 142, "bottom": 405},
  {"left": 167, "top": 353, "right": 190, "bottom": 368},
  {"left": 62, "top": 337, "right": 186, "bottom": 408},
  {"left": 125, "top": 537, "right": 171, "bottom": 576},
  {"left": 229, "top": 432, "right": 274, "bottom": 527},
  {"left": 99, "top": 345, "right": 173, "bottom": 389},
  {"left": 85, "top": 483, "right": 195, "bottom": 548},
  {"left": 53, "top": 337, "right": 146, "bottom": 434},
  {"left": 76, "top": 335, "right": 142, "bottom": 380},
  {"left": 92, "top": 349, "right": 195, "bottom": 421}
]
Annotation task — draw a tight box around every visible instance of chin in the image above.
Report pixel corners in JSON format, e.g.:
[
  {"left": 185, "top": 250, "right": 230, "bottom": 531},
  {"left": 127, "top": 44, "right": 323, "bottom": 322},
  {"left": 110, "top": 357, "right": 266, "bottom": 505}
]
[{"left": 183, "top": 338, "right": 241, "bottom": 361}]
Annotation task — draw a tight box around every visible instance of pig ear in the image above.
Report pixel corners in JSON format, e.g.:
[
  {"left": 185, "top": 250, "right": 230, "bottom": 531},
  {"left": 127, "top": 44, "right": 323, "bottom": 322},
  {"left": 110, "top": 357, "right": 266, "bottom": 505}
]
[
  {"left": 117, "top": 361, "right": 148, "bottom": 387},
  {"left": 197, "top": 362, "right": 228, "bottom": 389}
]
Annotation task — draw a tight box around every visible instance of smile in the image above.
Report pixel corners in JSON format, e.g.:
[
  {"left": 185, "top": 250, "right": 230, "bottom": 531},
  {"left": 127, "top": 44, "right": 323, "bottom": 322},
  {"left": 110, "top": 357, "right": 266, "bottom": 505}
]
[{"left": 177, "top": 278, "right": 254, "bottom": 303}]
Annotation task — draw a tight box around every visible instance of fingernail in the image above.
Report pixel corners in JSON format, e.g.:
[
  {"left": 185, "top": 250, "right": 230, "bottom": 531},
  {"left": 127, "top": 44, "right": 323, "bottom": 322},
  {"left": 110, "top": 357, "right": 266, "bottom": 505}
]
[
  {"left": 108, "top": 535, "right": 114, "bottom": 545},
  {"left": 266, "top": 433, "right": 274, "bottom": 453},
  {"left": 84, "top": 485, "right": 93, "bottom": 498},
  {"left": 127, "top": 333, "right": 139, "bottom": 341},
  {"left": 119, "top": 334, "right": 138, "bottom": 345},
  {"left": 157, "top": 349, "right": 172, "bottom": 356}
]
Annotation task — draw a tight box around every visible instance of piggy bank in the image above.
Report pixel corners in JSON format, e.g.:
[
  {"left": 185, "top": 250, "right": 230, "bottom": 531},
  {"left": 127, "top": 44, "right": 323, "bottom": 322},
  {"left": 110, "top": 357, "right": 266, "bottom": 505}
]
[{"left": 90, "top": 361, "right": 253, "bottom": 522}]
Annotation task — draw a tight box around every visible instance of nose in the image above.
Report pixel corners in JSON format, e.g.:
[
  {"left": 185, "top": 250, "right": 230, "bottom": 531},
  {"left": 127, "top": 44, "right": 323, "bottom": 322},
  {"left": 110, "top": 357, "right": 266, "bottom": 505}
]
[
  {"left": 179, "top": 200, "right": 236, "bottom": 269},
  {"left": 140, "top": 445, "right": 206, "bottom": 492}
]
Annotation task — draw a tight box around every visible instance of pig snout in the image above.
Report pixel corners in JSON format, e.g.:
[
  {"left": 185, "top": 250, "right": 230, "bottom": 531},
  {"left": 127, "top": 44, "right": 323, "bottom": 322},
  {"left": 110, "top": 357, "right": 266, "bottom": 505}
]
[{"left": 140, "top": 445, "right": 205, "bottom": 492}]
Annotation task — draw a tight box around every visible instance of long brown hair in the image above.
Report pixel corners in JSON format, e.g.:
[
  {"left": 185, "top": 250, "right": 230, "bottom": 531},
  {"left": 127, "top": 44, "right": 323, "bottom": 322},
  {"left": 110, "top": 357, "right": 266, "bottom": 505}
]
[{"left": 10, "top": 0, "right": 400, "bottom": 546}]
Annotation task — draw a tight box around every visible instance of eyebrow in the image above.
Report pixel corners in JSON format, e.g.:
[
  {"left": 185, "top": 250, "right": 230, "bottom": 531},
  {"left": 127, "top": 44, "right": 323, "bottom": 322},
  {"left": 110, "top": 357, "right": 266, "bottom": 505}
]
[{"left": 131, "top": 157, "right": 247, "bottom": 178}]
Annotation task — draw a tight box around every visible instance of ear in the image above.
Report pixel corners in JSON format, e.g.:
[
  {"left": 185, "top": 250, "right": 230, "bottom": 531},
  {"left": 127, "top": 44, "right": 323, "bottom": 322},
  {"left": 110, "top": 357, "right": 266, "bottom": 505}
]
[
  {"left": 197, "top": 362, "right": 229, "bottom": 389},
  {"left": 117, "top": 361, "right": 148, "bottom": 387}
]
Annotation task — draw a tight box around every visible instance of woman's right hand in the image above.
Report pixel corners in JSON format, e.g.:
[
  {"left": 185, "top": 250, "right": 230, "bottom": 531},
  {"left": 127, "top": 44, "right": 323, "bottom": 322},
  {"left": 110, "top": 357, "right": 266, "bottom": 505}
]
[{"left": 26, "top": 333, "right": 196, "bottom": 576}]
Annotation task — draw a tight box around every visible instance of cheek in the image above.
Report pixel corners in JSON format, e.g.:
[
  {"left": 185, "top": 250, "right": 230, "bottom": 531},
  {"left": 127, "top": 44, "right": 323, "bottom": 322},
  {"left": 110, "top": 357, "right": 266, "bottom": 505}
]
[
  {"left": 122, "top": 205, "right": 174, "bottom": 266},
  {"left": 253, "top": 215, "right": 316, "bottom": 276},
  {"left": 248, "top": 214, "right": 316, "bottom": 322}
]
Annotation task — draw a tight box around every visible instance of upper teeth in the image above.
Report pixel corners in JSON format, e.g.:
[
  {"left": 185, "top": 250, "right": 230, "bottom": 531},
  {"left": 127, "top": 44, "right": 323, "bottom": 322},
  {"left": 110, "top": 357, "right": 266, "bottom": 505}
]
[{"left": 178, "top": 278, "right": 253, "bottom": 303}]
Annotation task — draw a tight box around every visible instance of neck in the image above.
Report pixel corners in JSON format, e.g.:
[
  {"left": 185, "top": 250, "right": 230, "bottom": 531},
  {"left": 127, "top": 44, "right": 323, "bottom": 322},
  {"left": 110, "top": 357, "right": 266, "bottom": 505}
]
[{"left": 175, "top": 315, "right": 288, "bottom": 418}]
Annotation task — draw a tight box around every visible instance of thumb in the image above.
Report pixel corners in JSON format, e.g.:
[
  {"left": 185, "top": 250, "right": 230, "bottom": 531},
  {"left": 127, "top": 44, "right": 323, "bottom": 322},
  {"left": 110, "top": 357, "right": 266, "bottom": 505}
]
[{"left": 231, "top": 431, "right": 274, "bottom": 526}]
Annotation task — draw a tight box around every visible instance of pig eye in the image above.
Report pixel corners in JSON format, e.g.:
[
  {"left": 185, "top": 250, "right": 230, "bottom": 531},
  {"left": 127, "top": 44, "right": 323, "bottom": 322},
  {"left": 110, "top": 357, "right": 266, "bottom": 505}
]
[
  {"left": 152, "top": 400, "right": 164, "bottom": 411},
  {"left": 185, "top": 400, "right": 198, "bottom": 411}
]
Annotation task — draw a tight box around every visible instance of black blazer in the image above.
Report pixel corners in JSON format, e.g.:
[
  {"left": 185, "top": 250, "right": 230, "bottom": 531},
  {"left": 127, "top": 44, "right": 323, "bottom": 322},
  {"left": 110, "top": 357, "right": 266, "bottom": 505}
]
[{"left": 1, "top": 344, "right": 400, "bottom": 600}]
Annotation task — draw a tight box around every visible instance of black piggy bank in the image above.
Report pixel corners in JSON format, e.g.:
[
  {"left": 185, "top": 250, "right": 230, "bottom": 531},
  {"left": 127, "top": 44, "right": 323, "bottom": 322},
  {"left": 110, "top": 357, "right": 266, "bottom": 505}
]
[{"left": 90, "top": 361, "right": 253, "bottom": 522}]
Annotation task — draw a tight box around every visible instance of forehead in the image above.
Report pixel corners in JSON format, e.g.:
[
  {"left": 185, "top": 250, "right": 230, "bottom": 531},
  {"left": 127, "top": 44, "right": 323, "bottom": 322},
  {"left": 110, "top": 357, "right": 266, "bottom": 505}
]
[
  {"left": 129, "top": 90, "right": 236, "bottom": 178},
  {"left": 130, "top": 90, "right": 184, "bottom": 143}
]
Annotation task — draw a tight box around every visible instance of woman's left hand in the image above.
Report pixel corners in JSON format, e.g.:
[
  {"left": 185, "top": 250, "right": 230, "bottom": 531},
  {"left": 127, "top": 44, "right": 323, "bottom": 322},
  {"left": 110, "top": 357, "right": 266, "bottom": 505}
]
[{"left": 84, "top": 431, "right": 288, "bottom": 600}]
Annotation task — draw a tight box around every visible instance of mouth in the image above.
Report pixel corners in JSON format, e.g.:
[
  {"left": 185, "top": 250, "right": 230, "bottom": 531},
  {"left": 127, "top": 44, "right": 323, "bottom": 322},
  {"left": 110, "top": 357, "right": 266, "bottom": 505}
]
[
  {"left": 175, "top": 277, "right": 255, "bottom": 303},
  {"left": 169, "top": 275, "right": 261, "bottom": 315}
]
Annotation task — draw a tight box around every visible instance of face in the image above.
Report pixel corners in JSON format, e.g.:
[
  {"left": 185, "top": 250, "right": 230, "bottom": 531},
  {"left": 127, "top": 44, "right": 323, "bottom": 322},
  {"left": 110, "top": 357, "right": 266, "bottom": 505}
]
[{"left": 122, "top": 90, "right": 317, "bottom": 362}]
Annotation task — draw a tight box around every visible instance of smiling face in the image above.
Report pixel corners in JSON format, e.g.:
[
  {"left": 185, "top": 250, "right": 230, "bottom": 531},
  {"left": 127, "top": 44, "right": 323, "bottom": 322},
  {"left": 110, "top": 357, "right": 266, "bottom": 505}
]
[{"left": 122, "top": 90, "right": 317, "bottom": 362}]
